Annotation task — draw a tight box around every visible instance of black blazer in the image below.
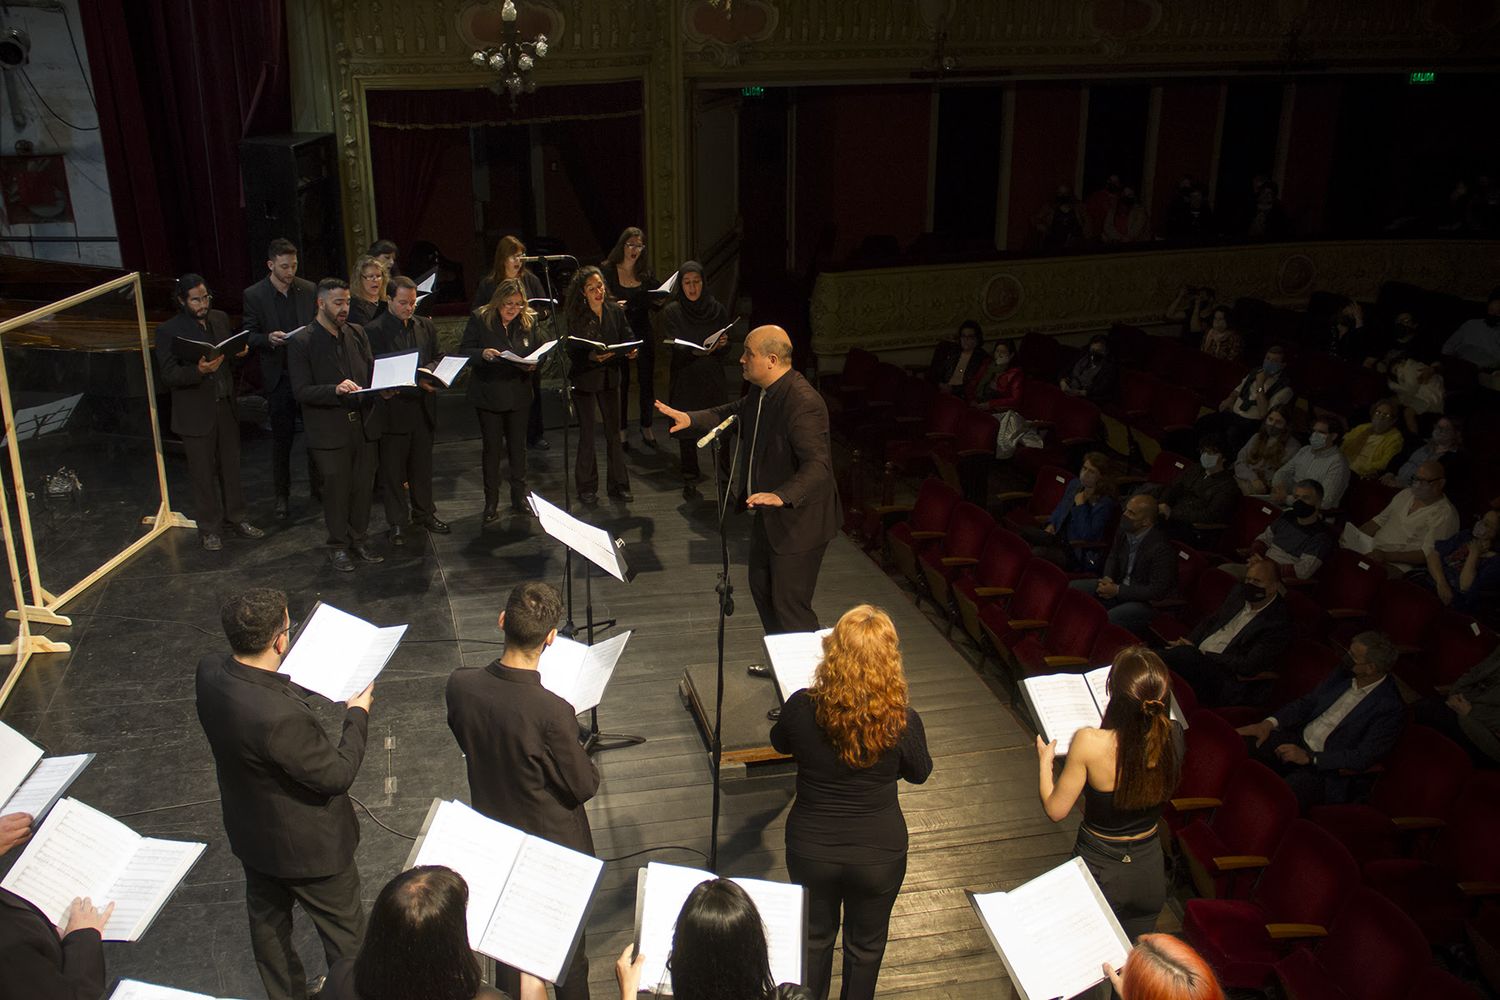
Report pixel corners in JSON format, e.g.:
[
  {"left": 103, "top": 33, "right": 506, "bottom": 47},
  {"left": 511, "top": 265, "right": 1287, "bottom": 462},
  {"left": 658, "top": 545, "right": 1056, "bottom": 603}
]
[
  {"left": 366, "top": 311, "right": 441, "bottom": 431},
  {"left": 446, "top": 662, "right": 599, "bottom": 855},
  {"left": 1186, "top": 591, "right": 1292, "bottom": 679},
  {"left": 1270, "top": 671, "right": 1405, "bottom": 801},
  {"left": 1100, "top": 524, "right": 1177, "bottom": 604},
  {"left": 688, "top": 370, "right": 838, "bottom": 555},
  {"left": 564, "top": 304, "right": 629, "bottom": 393},
  {"left": 242, "top": 275, "right": 317, "bottom": 392},
  {"left": 472, "top": 269, "right": 546, "bottom": 311},
  {"left": 459, "top": 311, "right": 540, "bottom": 413},
  {"left": 194, "top": 653, "right": 370, "bottom": 879},
  {"left": 288, "top": 320, "right": 383, "bottom": 446},
  {"left": 154, "top": 309, "right": 239, "bottom": 436},
  {"left": 0, "top": 888, "right": 105, "bottom": 1000}
]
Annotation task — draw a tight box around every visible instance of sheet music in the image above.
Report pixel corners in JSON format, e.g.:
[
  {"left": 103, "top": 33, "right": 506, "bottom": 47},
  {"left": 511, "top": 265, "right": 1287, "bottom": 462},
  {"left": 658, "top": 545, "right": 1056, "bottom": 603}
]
[
  {"left": 1, "top": 798, "right": 137, "bottom": 926},
  {"left": 529, "top": 492, "right": 627, "bottom": 582},
  {"left": 409, "top": 799, "right": 526, "bottom": 951},
  {"left": 970, "top": 859, "right": 1130, "bottom": 1000},
  {"left": 654, "top": 271, "right": 678, "bottom": 294},
  {"left": 109, "top": 981, "right": 221, "bottom": 1000},
  {"left": 279, "top": 603, "right": 406, "bottom": 702},
  {"left": 731, "top": 876, "right": 805, "bottom": 989},
  {"left": 361, "top": 350, "right": 420, "bottom": 392},
  {"left": 103, "top": 839, "right": 206, "bottom": 941},
  {"left": 482, "top": 835, "right": 604, "bottom": 981},
  {"left": 1020, "top": 674, "right": 1102, "bottom": 755},
  {"left": 420, "top": 355, "right": 470, "bottom": 385},
  {"left": 2, "top": 753, "right": 92, "bottom": 820},
  {"left": 345, "top": 625, "right": 408, "bottom": 698},
  {"left": 1084, "top": 665, "right": 1189, "bottom": 731},
  {"left": 499, "top": 340, "right": 557, "bottom": 365},
  {"left": 1341, "top": 521, "right": 1376, "bottom": 554},
  {"left": 539, "top": 631, "right": 632, "bottom": 714},
  {"left": 763, "top": 630, "right": 833, "bottom": 703},
  {"left": 0, "top": 720, "right": 43, "bottom": 804}
]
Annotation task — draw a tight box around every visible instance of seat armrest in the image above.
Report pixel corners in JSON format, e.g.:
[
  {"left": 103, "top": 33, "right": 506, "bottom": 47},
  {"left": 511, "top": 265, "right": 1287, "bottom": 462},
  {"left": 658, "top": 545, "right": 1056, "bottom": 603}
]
[
  {"left": 1043, "top": 656, "right": 1090, "bottom": 667},
  {"left": 1266, "top": 923, "right": 1328, "bottom": 940},
  {"left": 1168, "top": 796, "right": 1222, "bottom": 812},
  {"left": 972, "top": 586, "right": 1014, "bottom": 597},
  {"left": 1212, "top": 854, "right": 1270, "bottom": 872},
  {"left": 909, "top": 530, "right": 945, "bottom": 540},
  {"left": 1006, "top": 618, "right": 1049, "bottom": 630},
  {"left": 941, "top": 556, "right": 979, "bottom": 567},
  {"left": 995, "top": 490, "right": 1033, "bottom": 502}
]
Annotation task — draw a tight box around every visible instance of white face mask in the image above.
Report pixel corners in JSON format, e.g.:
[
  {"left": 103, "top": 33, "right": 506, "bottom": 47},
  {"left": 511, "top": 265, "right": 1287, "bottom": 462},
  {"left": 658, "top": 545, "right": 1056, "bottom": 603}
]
[{"left": 1309, "top": 431, "right": 1329, "bottom": 449}]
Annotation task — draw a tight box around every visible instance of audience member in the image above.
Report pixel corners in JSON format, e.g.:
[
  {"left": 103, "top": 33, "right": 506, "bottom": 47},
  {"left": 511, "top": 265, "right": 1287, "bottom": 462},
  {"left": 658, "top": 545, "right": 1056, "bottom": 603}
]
[
  {"left": 1164, "top": 286, "right": 1216, "bottom": 344},
  {"left": 1414, "top": 644, "right": 1500, "bottom": 767},
  {"left": 1388, "top": 359, "right": 1445, "bottom": 429},
  {"left": 1163, "top": 183, "right": 1217, "bottom": 241},
  {"left": 1034, "top": 185, "right": 1087, "bottom": 252},
  {"left": 1341, "top": 400, "right": 1405, "bottom": 479},
  {"left": 1192, "top": 304, "right": 1242, "bottom": 361},
  {"left": 1245, "top": 180, "right": 1291, "bottom": 240},
  {"left": 1104, "top": 934, "right": 1225, "bottom": 1000},
  {"left": 1083, "top": 174, "right": 1123, "bottom": 236},
  {"left": 1061, "top": 335, "right": 1118, "bottom": 402},
  {"left": 1382, "top": 415, "right": 1465, "bottom": 489},
  {"left": 1201, "top": 346, "right": 1294, "bottom": 452},
  {"left": 971, "top": 339, "right": 1023, "bottom": 411},
  {"left": 1102, "top": 187, "right": 1149, "bottom": 244},
  {"left": 1376, "top": 311, "right": 1438, "bottom": 370},
  {"left": 927, "top": 320, "right": 984, "bottom": 396},
  {"left": 1233, "top": 406, "right": 1298, "bottom": 495},
  {"left": 1321, "top": 300, "right": 1377, "bottom": 367},
  {"left": 1016, "top": 452, "right": 1119, "bottom": 573},
  {"left": 1236, "top": 631, "right": 1404, "bottom": 809},
  {"left": 1352, "top": 461, "right": 1460, "bottom": 576},
  {"left": 1071, "top": 494, "right": 1177, "bottom": 636},
  {"left": 1162, "top": 559, "right": 1290, "bottom": 708},
  {"left": 1156, "top": 436, "right": 1238, "bottom": 544},
  {"left": 1271, "top": 415, "right": 1350, "bottom": 508},
  {"left": 1234, "top": 480, "right": 1335, "bottom": 581},
  {"left": 1441, "top": 287, "right": 1500, "bottom": 371},
  {"left": 1413, "top": 509, "right": 1500, "bottom": 611},
  {"left": 321, "top": 867, "right": 507, "bottom": 1000}
]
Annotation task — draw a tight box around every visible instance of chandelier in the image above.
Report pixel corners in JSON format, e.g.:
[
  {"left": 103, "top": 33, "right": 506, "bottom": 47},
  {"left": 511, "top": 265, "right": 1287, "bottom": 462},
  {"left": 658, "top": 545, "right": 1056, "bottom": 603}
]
[{"left": 470, "top": 0, "right": 548, "bottom": 109}]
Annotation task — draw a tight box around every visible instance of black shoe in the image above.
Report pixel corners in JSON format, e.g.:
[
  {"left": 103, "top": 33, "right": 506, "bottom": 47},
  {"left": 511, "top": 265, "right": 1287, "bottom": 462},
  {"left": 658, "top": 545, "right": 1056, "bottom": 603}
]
[
  {"left": 529, "top": 437, "right": 550, "bottom": 451},
  {"left": 482, "top": 503, "right": 499, "bottom": 523},
  {"left": 579, "top": 491, "right": 599, "bottom": 504},
  {"left": 224, "top": 521, "right": 264, "bottom": 539},
  {"left": 747, "top": 663, "right": 772, "bottom": 678},
  {"left": 353, "top": 543, "right": 384, "bottom": 564},
  {"left": 766, "top": 707, "right": 782, "bottom": 722},
  {"left": 275, "top": 497, "right": 290, "bottom": 519},
  {"left": 512, "top": 502, "right": 537, "bottom": 518},
  {"left": 642, "top": 429, "right": 659, "bottom": 450},
  {"left": 609, "top": 489, "right": 634, "bottom": 502},
  {"left": 329, "top": 548, "right": 355, "bottom": 572},
  {"left": 200, "top": 532, "right": 223, "bottom": 552},
  {"left": 419, "top": 516, "right": 451, "bottom": 534},
  {"left": 389, "top": 525, "right": 406, "bottom": 546}
]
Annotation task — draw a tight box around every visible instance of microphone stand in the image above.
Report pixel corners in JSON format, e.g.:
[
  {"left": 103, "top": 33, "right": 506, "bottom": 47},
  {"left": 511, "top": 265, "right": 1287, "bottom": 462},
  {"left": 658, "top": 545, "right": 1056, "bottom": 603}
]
[
  {"left": 706, "top": 421, "right": 741, "bottom": 873},
  {"left": 536, "top": 254, "right": 585, "bottom": 638}
]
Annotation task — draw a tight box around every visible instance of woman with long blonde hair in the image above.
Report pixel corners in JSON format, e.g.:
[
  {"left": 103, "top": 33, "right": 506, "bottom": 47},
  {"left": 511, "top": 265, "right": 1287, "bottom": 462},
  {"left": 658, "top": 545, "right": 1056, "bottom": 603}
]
[
  {"left": 459, "top": 278, "right": 541, "bottom": 520},
  {"left": 769, "top": 605, "right": 932, "bottom": 1000}
]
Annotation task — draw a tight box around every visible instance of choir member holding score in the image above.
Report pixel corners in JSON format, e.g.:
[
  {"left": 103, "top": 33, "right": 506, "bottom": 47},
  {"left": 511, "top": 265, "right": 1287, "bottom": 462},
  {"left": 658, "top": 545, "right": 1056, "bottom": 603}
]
[
  {"left": 662, "top": 260, "right": 732, "bottom": 486},
  {"left": 602, "top": 226, "right": 659, "bottom": 449},
  {"left": 462, "top": 278, "right": 544, "bottom": 521},
  {"left": 347, "top": 255, "right": 390, "bottom": 330},
  {"left": 564, "top": 266, "right": 635, "bottom": 504},
  {"left": 474, "top": 235, "right": 552, "bottom": 450}
]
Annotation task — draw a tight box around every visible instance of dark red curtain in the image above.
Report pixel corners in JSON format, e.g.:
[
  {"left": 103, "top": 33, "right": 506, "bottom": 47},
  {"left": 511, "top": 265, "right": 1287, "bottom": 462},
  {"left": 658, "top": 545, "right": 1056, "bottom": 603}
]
[{"left": 79, "top": 0, "right": 290, "bottom": 307}]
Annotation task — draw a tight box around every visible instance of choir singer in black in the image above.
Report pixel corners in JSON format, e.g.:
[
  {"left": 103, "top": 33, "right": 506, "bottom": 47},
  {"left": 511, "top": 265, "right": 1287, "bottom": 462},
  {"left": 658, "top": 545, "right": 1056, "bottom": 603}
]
[
  {"left": 154, "top": 274, "right": 263, "bottom": 551},
  {"left": 564, "top": 266, "right": 634, "bottom": 504},
  {"left": 461, "top": 278, "right": 542, "bottom": 521},
  {"left": 367, "top": 276, "right": 448, "bottom": 543},
  {"left": 662, "top": 260, "right": 732, "bottom": 489},
  {"left": 656, "top": 325, "right": 839, "bottom": 634},
  {"left": 195, "top": 588, "right": 375, "bottom": 1000}
]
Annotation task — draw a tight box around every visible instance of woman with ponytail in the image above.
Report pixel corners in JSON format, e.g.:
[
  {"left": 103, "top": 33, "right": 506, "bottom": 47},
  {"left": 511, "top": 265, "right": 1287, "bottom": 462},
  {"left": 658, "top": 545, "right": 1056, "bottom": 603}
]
[{"left": 1036, "top": 647, "right": 1183, "bottom": 941}]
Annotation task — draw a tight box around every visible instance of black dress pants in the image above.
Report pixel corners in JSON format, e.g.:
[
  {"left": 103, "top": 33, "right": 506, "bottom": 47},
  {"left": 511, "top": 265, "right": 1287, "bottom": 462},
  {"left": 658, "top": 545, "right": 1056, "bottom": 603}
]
[
  {"left": 495, "top": 934, "right": 590, "bottom": 1000},
  {"left": 476, "top": 406, "right": 529, "bottom": 505},
  {"left": 1249, "top": 731, "right": 1331, "bottom": 810},
  {"left": 1161, "top": 646, "right": 1269, "bottom": 709},
  {"left": 182, "top": 397, "right": 245, "bottom": 531},
  {"left": 310, "top": 420, "right": 377, "bottom": 548},
  {"left": 376, "top": 418, "right": 435, "bottom": 525},
  {"left": 786, "top": 850, "right": 906, "bottom": 1000},
  {"left": 573, "top": 386, "right": 629, "bottom": 495},
  {"left": 243, "top": 862, "right": 365, "bottom": 1000},
  {"left": 748, "top": 514, "right": 826, "bottom": 635},
  {"left": 526, "top": 370, "right": 546, "bottom": 444},
  {"left": 618, "top": 339, "right": 656, "bottom": 430},
  {"left": 1072, "top": 825, "right": 1166, "bottom": 942}
]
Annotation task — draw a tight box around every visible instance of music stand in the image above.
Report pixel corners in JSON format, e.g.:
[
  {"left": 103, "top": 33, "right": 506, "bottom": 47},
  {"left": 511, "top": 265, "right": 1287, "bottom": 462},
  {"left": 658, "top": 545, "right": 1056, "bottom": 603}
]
[{"left": 529, "top": 492, "right": 643, "bottom": 753}]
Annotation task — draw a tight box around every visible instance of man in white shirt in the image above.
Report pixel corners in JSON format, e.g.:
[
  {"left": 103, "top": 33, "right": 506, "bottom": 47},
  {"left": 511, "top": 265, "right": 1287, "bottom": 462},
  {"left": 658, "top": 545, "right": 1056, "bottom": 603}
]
[
  {"left": 1162, "top": 558, "right": 1291, "bottom": 707},
  {"left": 1271, "top": 415, "right": 1351, "bottom": 509},
  {"left": 1351, "top": 461, "right": 1460, "bottom": 576},
  {"left": 1237, "top": 631, "right": 1405, "bottom": 808}
]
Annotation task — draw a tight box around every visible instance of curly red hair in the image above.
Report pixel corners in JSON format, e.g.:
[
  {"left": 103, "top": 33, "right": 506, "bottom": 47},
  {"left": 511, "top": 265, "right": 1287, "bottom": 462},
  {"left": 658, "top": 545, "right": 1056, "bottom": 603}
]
[{"left": 810, "top": 605, "right": 909, "bottom": 769}]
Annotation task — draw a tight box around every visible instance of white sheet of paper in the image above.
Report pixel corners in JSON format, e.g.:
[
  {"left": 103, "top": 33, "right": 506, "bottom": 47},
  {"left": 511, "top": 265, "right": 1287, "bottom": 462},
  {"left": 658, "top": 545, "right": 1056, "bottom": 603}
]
[
  {"left": 529, "top": 492, "right": 626, "bottom": 582},
  {"left": 1, "top": 753, "right": 92, "bottom": 820},
  {"left": 481, "top": 834, "right": 604, "bottom": 982},
  {"left": 103, "top": 838, "right": 206, "bottom": 941},
  {"left": 1020, "top": 674, "right": 1101, "bottom": 755},
  {"left": 654, "top": 271, "right": 678, "bottom": 294},
  {"left": 1085, "top": 665, "right": 1189, "bottom": 732},
  {"left": 763, "top": 630, "right": 833, "bottom": 703},
  {"left": 422, "top": 355, "right": 470, "bottom": 384},
  {"left": 409, "top": 799, "right": 526, "bottom": 952},
  {"left": 278, "top": 603, "right": 407, "bottom": 702},
  {"left": 499, "top": 340, "right": 557, "bottom": 365},
  {"left": 109, "top": 981, "right": 220, "bottom": 1000},
  {"left": 366, "top": 350, "right": 420, "bottom": 391},
  {"left": 1341, "top": 521, "right": 1376, "bottom": 554},
  {"left": 1, "top": 797, "right": 136, "bottom": 926},
  {"left": 0, "top": 721, "right": 43, "bottom": 805},
  {"left": 970, "top": 859, "right": 1130, "bottom": 1000},
  {"left": 538, "top": 631, "right": 632, "bottom": 714}
]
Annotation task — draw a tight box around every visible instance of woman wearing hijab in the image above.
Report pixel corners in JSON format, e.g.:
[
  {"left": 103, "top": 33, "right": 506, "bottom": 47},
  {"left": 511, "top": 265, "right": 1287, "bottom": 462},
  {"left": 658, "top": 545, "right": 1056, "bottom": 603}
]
[{"left": 662, "top": 261, "right": 731, "bottom": 486}]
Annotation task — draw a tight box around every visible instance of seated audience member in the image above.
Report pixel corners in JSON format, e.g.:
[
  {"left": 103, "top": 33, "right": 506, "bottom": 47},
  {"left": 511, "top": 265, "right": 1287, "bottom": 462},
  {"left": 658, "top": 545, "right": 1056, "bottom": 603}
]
[
  {"left": 1236, "top": 631, "right": 1405, "bottom": 809},
  {"left": 1101, "top": 186, "right": 1149, "bottom": 244},
  {"left": 1382, "top": 415, "right": 1466, "bottom": 490},
  {"left": 615, "top": 878, "right": 814, "bottom": 1000},
  {"left": 1233, "top": 406, "right": 1298, "bottom": 495},
  {"left": 1388, "top": 359, "right": 1445, "bottom": 429},
  {"left": 1162, "top": 558, "right": 1290, "bottom": 708},
  {"left": 1441, "top": 287, "right": 1500, "bottom": 371},
  {"left": 928, "top": 320, "right": 984, "bottom": 396},
  {"left": 1231, "top": 480, "right": 1335, "bottom": 581},
  {"left": 0, "top": 810, "right": 112, "bottom": 1000},
  {"left": 1413, "top": 509, "right": 1500, "bottom": 611},
  {"left": 1163, "top": 183, "right": 1217, "bottom": 241},
  {"left": 1202, "top": 346, "right": 1294, "bottom": 453},
  {"left": 1271, "top": 416, "right": 1350, "bottom": 509},
  {"left": 1060, "top": 335, "right": 1117, "bottom": 402},
  {"left": 1165, "top": 285, "right": 1214, "bottom": 339},
  {"left": 1341, "top": 399, "right": 1405, "bottom": 480},
  {"left": 1246, "top": 180, "right": 1291, "bottom": 240},
  {"left": 1321, "top": 300, "right": 1378, "bottom": 367},
  {"left": 1193, "top": 304, "right": 1242, "bottom": 361},
  {"left": 322, "top": 866, "right": 507, "bottom": 1000},
  {"left": 1071, "top": 493, "right": 1176, "bottom": 637},
  {"left": 1035, "top": 185, "right": 1088, "bottom": 252},
  {"left": 1104, "top": 933, "right": 1226, "bottom": 1000},
  {"left": 1414, "top": 644, "right": 1500, "bottom": 767},
  {"left": 1016, "top": 452, "right": 1119, "bottom": 573},
  {"left": 1157, "top": 436, "right": 1238, "bottom": 544},
  {"left": 971, "top": 339, "right": 1023, "bottom": 411},
  {"left": 1376, "top": 311, "right": 1438, "bottom": 371},
  {"left": 1350, "top": 461, "right": 1460, "bottom": 575}
]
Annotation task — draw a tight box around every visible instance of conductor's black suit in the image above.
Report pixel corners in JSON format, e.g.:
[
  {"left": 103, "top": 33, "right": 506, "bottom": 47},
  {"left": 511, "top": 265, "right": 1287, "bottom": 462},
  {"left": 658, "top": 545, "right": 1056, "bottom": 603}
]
[
  {"left": 154, "top": 308, "right": 246, "bottom": 532},
  {"left": 365, "top": 311, "right": 441, "bottom": 526},
  {"left": 242, "top": 275, "right": 317, "bottom": 502},
  {"left": 0, "top": 888, "right": 106, "bottom": 1000}
]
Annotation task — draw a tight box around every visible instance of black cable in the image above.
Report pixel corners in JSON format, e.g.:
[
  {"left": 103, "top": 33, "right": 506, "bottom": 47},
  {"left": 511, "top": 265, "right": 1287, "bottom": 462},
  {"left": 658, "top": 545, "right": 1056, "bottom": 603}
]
[
  {"left": 18, "top": 68, "right": 99, "bottom": 131},
  {"left": 350, "top": 794, "right": 418, "bottom": 841},
  {"left": 59, "top": 3, "right": 97, "bottom": 109},
  {"left": 599, "top": 845, "right": 710, "bottom": 865},
  {"left": 114, "top": 796, "right": 220, "bottom": 819}
]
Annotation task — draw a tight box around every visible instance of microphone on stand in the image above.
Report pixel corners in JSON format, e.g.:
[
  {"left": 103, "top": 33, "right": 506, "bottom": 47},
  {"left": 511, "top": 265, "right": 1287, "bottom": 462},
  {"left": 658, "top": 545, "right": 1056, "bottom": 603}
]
[
  {"left": 520, "top": 254, "right": 579, "bottom": 263},
  {"left": 696, "top": 413, "right": 737, "bottom": 450}
]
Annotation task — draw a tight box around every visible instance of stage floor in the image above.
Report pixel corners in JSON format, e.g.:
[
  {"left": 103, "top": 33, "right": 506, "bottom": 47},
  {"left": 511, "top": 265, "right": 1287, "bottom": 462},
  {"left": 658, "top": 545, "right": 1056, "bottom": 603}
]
[{"left": 0, "top": 402, "right": 1078, "bottom": 999}]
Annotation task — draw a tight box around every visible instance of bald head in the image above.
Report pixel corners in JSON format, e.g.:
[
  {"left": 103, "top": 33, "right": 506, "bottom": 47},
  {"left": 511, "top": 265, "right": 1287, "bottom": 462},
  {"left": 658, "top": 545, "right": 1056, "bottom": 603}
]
[
  {"left": 1122, "top": 493, "right": 1157, "bottom": 534},
  {"left": 740, "top": 325, "right": 794, "bottom": 388}
]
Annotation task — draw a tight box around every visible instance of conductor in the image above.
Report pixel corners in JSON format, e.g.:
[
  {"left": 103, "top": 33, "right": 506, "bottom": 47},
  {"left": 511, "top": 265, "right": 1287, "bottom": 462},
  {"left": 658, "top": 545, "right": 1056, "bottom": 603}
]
[{"left": 656, "top": 325, "right": 838, "bottom": 634}]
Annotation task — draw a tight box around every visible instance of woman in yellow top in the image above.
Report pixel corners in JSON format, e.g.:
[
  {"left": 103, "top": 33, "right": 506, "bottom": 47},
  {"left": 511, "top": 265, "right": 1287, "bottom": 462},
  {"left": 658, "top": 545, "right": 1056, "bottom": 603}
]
[{"left": 1341, "top": 399, "right": 1405, "bottom": 479}]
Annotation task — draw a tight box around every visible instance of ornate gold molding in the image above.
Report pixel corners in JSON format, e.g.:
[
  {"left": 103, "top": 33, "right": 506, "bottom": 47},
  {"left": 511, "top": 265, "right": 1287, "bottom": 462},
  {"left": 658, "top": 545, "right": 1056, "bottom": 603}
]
[{"left": 808, "top": 240, "right": 1500, "bottom": 357}]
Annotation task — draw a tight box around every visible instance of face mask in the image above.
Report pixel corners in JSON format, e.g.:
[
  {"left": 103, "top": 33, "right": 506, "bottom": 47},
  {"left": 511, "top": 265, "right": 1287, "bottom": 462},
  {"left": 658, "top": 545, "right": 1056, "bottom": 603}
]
[
  {"left": 1262, "top": 361, "right": 1284, "bottom": 376},
  {"left": 1090, "top": 350, "right": 1107, "bottom": 362},
  {"left": 1266, "top": 423, "right": 1286, "bottom": 438},
  {"left": 1290, "top": 499, "right": 1315, "bottom": 519},
  {"left": 1433, "top": 427, "right": 1454, "bottom": 446},
  {"left": 1372, "top": 414, "right": 1395, "bottom": 431},
  {"left": 1309, "top": 431, "right": 1329, "bottom": 449},
  {"left": 1473, "top": 523, "right": 1493, "bottom": 542},
  {"left": 993, "top": 354, "right": 1011, "bottom": 369},
  {"left": 1241, "top": 583, "right": 1267, "bottom": 603},
  {"left": 1200, "top": 452, "right": 1219, "bottom": 470}
]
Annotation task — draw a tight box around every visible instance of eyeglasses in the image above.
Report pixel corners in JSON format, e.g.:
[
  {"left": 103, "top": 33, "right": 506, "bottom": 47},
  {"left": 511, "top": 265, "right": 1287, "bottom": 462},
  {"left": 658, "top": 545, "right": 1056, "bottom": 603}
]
[
  {"left": 625, "top": 242, "right": 645, "bottom": 250},
  {"left": 1414, "top": 475, "right": 1444, "bottom": 485}
]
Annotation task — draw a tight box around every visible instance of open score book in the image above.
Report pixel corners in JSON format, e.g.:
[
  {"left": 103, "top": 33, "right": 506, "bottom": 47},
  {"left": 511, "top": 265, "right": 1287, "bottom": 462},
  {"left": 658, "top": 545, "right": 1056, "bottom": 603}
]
[
  {"left": 278, "top": 602, "right": 408, "bottom": 702},
  {"left": 538, "top": 630, "right": 632, "bottom": 714},
  {"left": 762, "top": 629, "right": 833, "bottom": 703},
  {"left": 1021, "top": 665, "right": 1188, "bottom": 755},
  {"left": 0, "top": 720, "right": 92, "bottom": 823},
  {"left": 109, "top": 981, "right": 242, "bottom": 1000}
]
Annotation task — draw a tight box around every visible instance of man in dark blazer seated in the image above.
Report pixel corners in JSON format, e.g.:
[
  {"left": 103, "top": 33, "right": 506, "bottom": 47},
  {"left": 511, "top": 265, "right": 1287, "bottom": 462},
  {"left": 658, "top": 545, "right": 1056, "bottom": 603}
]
[
  {"left": 288, "top": 279, "right": 385, "bottom": 572},
  {"left": 195, "top": 588, "right": 375, "bottom": 1000},
  {"left": 243, "top": 238, "right": 319, "bottom": 519},
  {"left": 365, "top": 275, "right": 447, "bottom": 544},
  {"left": 0, "top": 811, "right": 112, "bottom": 1000},
  {"left": 655, "top": 325, "right": 839, "bottom": 635},
  {"left": 1070, "top": 493, "right": 1177, "bottom": 637},
  {"left": 155, "top": 274, "right": 264, "bottom": 552},
  {"left": 1237, "top": 630, "right": 1405, "bottom": 809},
  {"left": 446, "top": 581, "right": 598, "bottom": 1000},
  {"left": 1161, "top": 557, "right": 1291, "bottom": 707}
]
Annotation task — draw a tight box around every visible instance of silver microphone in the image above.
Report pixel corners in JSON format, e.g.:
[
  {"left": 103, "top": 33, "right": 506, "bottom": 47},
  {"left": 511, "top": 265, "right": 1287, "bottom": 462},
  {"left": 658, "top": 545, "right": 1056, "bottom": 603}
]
[
  {"left": 696, "top": 413, "right": 737, "bottom": 450},
  {"left": 519, "top": 253, "right": 578, "bottom": 263}
]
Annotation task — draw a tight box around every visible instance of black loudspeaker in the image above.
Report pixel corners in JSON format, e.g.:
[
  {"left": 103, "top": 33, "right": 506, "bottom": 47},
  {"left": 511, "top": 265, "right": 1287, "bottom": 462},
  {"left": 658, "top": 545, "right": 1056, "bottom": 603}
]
[{"left": 239, "top": 133, "right": 346, "bottom": 284}]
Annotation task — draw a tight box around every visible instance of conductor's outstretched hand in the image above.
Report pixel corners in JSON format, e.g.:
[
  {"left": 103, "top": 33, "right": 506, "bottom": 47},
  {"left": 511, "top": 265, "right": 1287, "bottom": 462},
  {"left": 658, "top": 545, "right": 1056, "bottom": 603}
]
[{"left": 654, "top": 400, "right": 689, "bottom": 433}]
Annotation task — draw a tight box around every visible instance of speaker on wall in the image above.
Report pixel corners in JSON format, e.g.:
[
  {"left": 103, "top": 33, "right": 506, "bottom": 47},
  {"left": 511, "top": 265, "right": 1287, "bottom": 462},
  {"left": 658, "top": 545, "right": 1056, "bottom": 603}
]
[{"left": 239, "top": 133, "right": 346, "bottom": 283}]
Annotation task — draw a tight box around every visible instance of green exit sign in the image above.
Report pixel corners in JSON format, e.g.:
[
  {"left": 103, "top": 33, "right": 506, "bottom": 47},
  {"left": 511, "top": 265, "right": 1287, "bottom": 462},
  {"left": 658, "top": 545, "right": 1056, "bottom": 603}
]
[
  {"left": 741, "top": 86, "right": 766, "bottom": 98},
  {"left": 1409, "top": 71, "right": 1436, "bottom": 84}
]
